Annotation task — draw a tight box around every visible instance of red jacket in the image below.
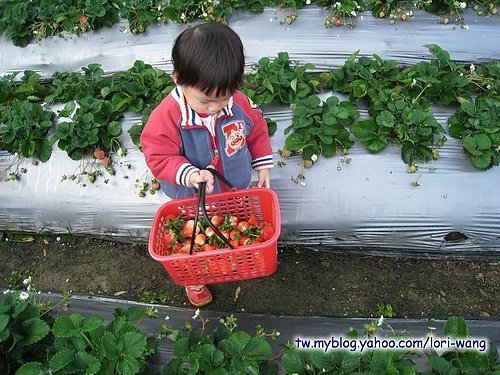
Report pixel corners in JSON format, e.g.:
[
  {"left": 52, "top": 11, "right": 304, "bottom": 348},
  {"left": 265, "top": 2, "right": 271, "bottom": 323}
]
[{"left": 141, "top": 87, "right": 274, "bottom": 198}]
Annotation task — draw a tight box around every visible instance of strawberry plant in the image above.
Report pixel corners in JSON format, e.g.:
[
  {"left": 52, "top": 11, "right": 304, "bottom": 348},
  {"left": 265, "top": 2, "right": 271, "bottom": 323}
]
[
  {"left": 162, "top": 313, "right": 279, "bottom": 374},
  {"left": 160, "top": 0, "right": 217, "bottom": 23},
  {"left": 0, "top": 100, "right": 54, "bottom": 162},
  {"left": 352, "top": 89, "right": 445, "bottom": 164},
  {"left": 243, "top": 52, "right": 321, "bottom": 106},
  {"left": 40, "top": 308, "right": 157, "bottom": 374},
  {"left": 45, "top": 71, "right": 93, "bottom": 104},
  {"left": 128, "top": 105, "right": 155, "bottom": 150},
  {"left": 32, "top": 0, "right": 93, "bottom": 39},
  {"left": 82, "top": 0, "right": 121, "bottom": 30},
  {"left": 52, "top": 97, "right": 123, "bottom": 160},
  {"left": 9, "top": 70, "right": 50, "bottom": 104},
  {"left": 45, "top": 63, "right": 112, "bottom": 104},
  {"left": 471, "top": 0, "right": 498, "bottom": 15},
  {"left": 0, "top": 74, "right": 17, "bottom": 106},
  {"left": 448, "top": 93, "right": 500, "bottom": 170},
  {"left": 424, "top": 0, "right": 469, "bottom": 25},
  {"left": 265, "top": 117, "right": 278, "bottom": 136},
  {"left": 325, "top": 51, "right": 399, "bottom": 102},
  {"left": 284, "top": 95, "right": 359, "bottom": 162},
  {"left": 118, "top": 0, "right": 160, "bottom": 34},
  {"left": 369, "top": 0, "right": 427, "bottom": 23},
  {"left": 0, "top": 0, "right": 120, "bottom": 47},
  {"left": 1, "top": 0, "right": 498, "bottom": 46},
  {"left": 0, "top": 291, "right": 54, "bottom": 374},
  {"left": 12, "top": 305, "right": 159, "bottom": 375},
  {"left": 112, "top": 60, "right": 174, "bottom": 113},
  {"left": 320, "top": 0, "right": 365, "bottom": 28},
  {"left": 396, "top": 44, "right": 471, "bottom": 106},
  {"left": 0, "top": 1, "right": 38, "bottom": 47},
  {"left": 472, "top": 60, "right": 500, "bottom": 94},
  {"left": 426, "top": 316, "right": 500, "bottom": 374},
  {"left": 160, "top": 0, "right": 273, "bottom": 24}
]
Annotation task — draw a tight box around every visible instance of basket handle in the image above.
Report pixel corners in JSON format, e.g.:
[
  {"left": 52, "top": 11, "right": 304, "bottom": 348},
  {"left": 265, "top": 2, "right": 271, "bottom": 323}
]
[
  {"left": 189, "top": 180, "right": 234, "bottom": 255},
  {"left": 204, "top": 167, "right": 234, "bottom": 190}
]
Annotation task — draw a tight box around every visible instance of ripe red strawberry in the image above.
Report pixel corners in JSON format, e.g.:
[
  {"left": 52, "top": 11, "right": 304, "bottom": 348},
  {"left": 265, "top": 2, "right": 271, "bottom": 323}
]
[
  {"left": 239, "top": 236, "right": 253, "bottom": 246},
  {"left": 194, "top": 233, "right": 206, "bottom": 246},
  {"left": 151, "top": 181, "right": 161, "bottom": 190},
  {"left": 237, "top": 221, "right": 250, "bottom": 233},
  {"left": 93, "top": 149, "right": 106, "bottom": 160},
  {"left": 229, "top": 240, "right": 239, "bottom": 248},
  {"left": 201, "top": 244, "right": 217, "bottom": 251},
  {"left": 260, "top": 222, "right": 275, "bottom": 241},
  {"left": 181, "top": 219, "right": 199, "bottom": 238},
  {"left": 247, "top": 216, "right": 259, "bottom": 227},
  {"left": 205, "top": 227, "right": 215, "bottom": 238},
  {"left": 163, "top": 231, "right": 175, "bottom": 245},
  {"left": 335, "top": 18, "right": 342, "bottom": 27},
  {"left": 79, "top": 15, "right": 88, "bottom": 25},
  {"left": 229, "top": 215, "right": 239, "bottom": 227},
  {"left": 211, "top": 215, "right": 224, "bottom": 227},
  {"left": 229, "top": 229, "right": 241, "bottom": 240}
]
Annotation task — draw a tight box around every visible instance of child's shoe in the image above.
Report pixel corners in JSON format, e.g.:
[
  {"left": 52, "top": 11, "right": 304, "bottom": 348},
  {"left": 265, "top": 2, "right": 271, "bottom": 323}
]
[{"left": 185, "top": 285, "right": 212, "bottom": 307}]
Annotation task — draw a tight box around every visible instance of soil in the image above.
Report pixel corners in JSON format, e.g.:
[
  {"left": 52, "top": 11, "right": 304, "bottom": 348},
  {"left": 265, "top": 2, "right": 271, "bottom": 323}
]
[{"left": 0, "top": 231, "right": 499, "bottom": 319}]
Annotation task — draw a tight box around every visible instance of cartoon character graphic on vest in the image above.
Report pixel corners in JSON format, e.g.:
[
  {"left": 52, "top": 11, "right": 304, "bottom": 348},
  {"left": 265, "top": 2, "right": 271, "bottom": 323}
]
[{"left": 223, "top": 121, "right": 246, "bottom": 156}]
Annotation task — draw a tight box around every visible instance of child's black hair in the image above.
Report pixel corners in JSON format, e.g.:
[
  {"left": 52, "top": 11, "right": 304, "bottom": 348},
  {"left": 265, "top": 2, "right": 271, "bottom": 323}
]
[{"left": 172, "top": 22, "right": 245, "bottom": 97}]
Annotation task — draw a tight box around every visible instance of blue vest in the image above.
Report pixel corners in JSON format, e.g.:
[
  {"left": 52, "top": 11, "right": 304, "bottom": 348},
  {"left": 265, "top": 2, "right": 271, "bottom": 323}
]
[{"left": 160, "top": 103, "right": 254, "bottom": 199}]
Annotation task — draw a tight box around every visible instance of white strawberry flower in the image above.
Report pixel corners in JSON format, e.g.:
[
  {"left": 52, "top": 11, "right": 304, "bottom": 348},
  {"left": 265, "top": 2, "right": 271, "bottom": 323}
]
[
  {"left": 377, "top": 315, "right": 384, "bottom": 326},
  {"left": 192, "top": 308, "right": 200, "bottom": 319},
  {"left": 19, "top": 292, "right": 29, "bottom": 300},
  {"left": 311, "top": 154, "right": 318, "bottom": 162}
]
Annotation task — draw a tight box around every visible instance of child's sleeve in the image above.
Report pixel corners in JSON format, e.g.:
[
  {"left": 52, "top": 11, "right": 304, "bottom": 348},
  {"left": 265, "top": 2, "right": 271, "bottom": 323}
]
[
  {"left": 140, "top": 99, "right": 200, "bottom": 187},
  {"left": 238, "top": 93, "right": 274, "bottom": 170}
]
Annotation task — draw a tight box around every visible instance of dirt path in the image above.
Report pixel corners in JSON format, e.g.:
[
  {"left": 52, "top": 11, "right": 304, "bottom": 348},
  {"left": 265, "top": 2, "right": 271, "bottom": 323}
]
[{"left": 0, "top": 232, "right": 498, "bottom": 318}]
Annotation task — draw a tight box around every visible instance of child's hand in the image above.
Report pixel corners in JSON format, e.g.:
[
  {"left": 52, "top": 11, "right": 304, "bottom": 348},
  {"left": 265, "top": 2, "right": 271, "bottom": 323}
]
[
  {"left": 256, "top": 169, "right": 271, "bottom": 188},
  {"left": 189, "top": 169, "right": 214, "bottom": 193}
]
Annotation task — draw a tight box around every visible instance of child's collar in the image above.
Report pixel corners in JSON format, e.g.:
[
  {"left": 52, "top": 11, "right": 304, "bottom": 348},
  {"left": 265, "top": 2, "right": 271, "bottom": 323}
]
[{"left": 172, "top": 86, "right": 234, "bottom": 128}]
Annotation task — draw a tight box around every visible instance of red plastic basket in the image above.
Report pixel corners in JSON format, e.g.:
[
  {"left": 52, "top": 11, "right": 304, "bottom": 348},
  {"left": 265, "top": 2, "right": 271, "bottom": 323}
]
[{"left": 148, "top": 188, "right": 281, "bottom": 286}]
